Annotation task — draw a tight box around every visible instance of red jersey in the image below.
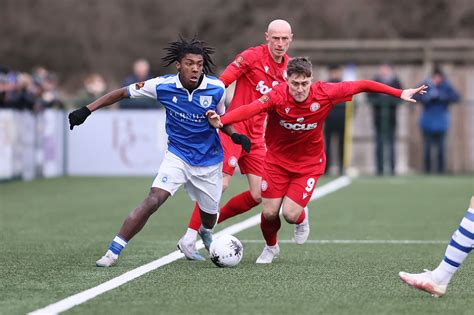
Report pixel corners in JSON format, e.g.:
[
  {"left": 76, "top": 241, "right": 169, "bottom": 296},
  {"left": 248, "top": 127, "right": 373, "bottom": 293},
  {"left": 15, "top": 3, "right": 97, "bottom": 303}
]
[
  {"left": 221, "top": 80, "right": 402, "bottom": 173},
  {"left": 218, "top": 44, "right": 289, "bottom": 144}
]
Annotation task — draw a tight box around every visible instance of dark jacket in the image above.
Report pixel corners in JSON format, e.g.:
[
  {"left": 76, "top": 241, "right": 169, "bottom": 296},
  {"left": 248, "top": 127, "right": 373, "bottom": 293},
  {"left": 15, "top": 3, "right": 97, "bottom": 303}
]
[{"left": 416, "top": 78, "right": 460, "bottom": 133}]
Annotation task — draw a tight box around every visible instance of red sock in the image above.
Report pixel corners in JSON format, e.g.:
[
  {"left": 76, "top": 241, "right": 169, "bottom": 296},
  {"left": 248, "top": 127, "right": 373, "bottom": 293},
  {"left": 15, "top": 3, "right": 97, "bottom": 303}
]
[
  {"left": 260, "top": 212, "right": 281, "bottom": 246},
  {"left": 187, "top": 202, "right": 201, "bottom": 230},
  {"left": 218, "top": 191, "right": 259, "bottom": 223},
  {"left": 295, "top": 208, "right": 306, "bottom": 225}
]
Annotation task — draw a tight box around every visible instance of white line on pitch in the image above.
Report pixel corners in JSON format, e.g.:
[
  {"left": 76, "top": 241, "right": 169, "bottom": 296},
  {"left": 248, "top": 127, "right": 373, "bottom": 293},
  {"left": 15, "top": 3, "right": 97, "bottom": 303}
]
[
  {"left": 240, "top": 239, "right": 448, "bottom": 244},
  {"left": 29, "top": 176, "right": 352, "bottom": 315}
]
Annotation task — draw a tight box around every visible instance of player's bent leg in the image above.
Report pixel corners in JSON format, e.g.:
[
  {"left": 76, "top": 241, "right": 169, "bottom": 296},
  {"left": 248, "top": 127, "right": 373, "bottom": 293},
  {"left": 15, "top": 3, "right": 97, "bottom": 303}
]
[
  {"left": 247, "top": 173, "right": 262, "bottom": 203},
  {"left": 198, "top": 208, "right": 218, "bottom": 251},
  {"left": 96, "top": 188, "right": 170, "bottom": 267},
  {"left": 294, "top": 207, "right": 310, "bottom": 245},
  {"left": 218, "top": 190, "right": 260, "bottom": 223},
  {"left": 257, "top": 198, "right": 282, "bottom": 264},
  {"left": 281, "top": 197, "right": 310, "bottom": 245}
]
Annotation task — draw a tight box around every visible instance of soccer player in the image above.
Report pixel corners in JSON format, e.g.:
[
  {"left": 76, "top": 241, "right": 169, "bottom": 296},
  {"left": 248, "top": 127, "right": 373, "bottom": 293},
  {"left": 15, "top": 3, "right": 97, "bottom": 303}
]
[
  {"left": 67, "top": 37, "right": 250, "bottom": 267},
  {"left": 208, "top": 57, "right": 427, "bottom": 263},
  {"left": 178, "top": 19, "right": 310, "bottom": 261},
  {"left": 399, "top": 196, "right": 474, "bottom": 297}
]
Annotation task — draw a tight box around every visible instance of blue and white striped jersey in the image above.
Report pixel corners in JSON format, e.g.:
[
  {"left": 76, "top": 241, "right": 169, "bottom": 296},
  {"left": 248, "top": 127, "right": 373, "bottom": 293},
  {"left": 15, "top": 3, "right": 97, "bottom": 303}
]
[{"left": 128, "top": 74, "right": 226, "bottom": 166}]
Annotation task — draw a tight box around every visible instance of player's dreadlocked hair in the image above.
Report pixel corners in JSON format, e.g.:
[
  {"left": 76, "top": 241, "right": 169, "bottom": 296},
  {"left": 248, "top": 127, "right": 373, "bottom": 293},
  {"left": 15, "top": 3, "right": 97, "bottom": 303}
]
[{"left": 162, "top": 36, "right": 215, "bottom": 74}]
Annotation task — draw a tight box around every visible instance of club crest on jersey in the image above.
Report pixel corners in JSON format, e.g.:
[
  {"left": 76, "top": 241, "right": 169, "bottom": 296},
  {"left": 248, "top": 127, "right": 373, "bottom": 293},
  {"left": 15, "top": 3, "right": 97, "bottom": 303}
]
[
  {"left": 285, "top": 107, "right": 290, "bottom": 114},
  {"left": 200, "top": 96, "right": 212, "bottom": 108},
  {"left": 283, "top": 70, "right": 288, "bottom": 80},
  {"left": 303, "top": 192, "right": 308, "bottom": 199},
  {"left": 310, "top": 102, "right": 320, "bottom": 112},
  {"left": 161, "top": 176, "right": 168, "bottom": 183},
  {"left": 233, "top": 55, "right": 244, "bottom": 68},
  {"left": 261, "top": 180, "right": 268, "bottom": 192},
  {"left": 135, "top": 82, "right": 145, "bottom": 90},
  {"left": 172, "top": 96, "right": 178, "bottom": 103}
]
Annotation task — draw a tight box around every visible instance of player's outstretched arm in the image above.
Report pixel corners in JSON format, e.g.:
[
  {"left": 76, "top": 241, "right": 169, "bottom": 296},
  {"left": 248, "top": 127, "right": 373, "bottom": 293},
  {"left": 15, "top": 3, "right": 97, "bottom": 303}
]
[
  {"left": 205, "top": 110, "right": 251, "bottom": 152},
  {"left": 400, "top": 85, "right": 428, "bottom": 103},
  {"left": 68, "top": 87, "right": 129, "bottom": 130}
]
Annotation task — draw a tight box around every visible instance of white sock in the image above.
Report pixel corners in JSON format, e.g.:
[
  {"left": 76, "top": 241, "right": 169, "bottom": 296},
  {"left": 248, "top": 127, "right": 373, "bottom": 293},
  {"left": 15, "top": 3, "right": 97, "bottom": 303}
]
[{"left": 432, "top": 207, "right": 474, "bottom": 285}]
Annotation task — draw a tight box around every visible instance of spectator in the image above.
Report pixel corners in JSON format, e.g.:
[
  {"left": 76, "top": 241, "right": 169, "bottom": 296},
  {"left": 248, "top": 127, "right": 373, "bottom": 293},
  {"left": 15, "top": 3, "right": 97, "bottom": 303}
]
[
  {"left": 0, "top": 65, "right": 18, "bottom": 108},
  {"left": 367, "top": 63, "right": 402, "bottom": 175},
  {"left": 119, "top": 58, "right": 156, "bottom": 109},
  {"left": 11, "top": 73, "right": 39, "bottom": 111},
  {"left": 417, "top": 67, "right": 460, "bottom": 174},
  {"left": 324, "top": 64, "right": 346, "bottom": 175},
  {"left": 72, "top": 73, "right": 107, "bottom": 108},
  {"left": 39, "top": 73, "right": 64, "bottom": 110}
]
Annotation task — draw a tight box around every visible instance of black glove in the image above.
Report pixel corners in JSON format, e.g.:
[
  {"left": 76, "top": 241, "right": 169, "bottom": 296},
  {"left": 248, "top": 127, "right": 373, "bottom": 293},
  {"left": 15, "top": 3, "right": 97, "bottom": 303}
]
[
  {"left": 231, "top": 133, "right": 251, "bottom": 153},
  {"left": 68, "top": 106, "right": 91, "bottom": 130}
]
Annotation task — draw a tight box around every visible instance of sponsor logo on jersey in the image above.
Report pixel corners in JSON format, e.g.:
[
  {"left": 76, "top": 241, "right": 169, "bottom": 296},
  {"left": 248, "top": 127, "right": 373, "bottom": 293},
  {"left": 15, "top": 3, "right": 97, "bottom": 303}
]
[
  {"left": 283, "top": 70, "right": 288, "bottom": 80},
  {"left": 279, "top": 120, "right": 318, "bottom": 131},
  {"left": 172, "top": 96, "right": 178, "bottom": 103},
  {"left": 310, "top": 102, "right": 320, "bottom": 112},
  {"left": 264, "top": 65, "right": 269, "bottom": 73},
  {"left": 285, "top": 107, "right": 290, "bottom": 114},
  {"left": 297, "top": 117, "right": 304, "bottom": 122},
  {"left": 228, "top": 156, "right": 238, "bottom": 168},
  {"left": 272, "top": 81, "right": 279, "bottom": 87},
  {"left": 161, "top": 176, "right": 168, "bottom": 183},
  {"left": 256, "top": 80, "right": 273, "bottom": 95},
  {"left": 259, "top": 95, "right": 270, "bottom": 103},
  {"left": 135, "top": 81, "right": 145, "bottom": 90},
  {"left": 233, "top": 55, "right": 244, "bottom": 68},
  {"left": 200, "top": 95, "right": 212, "bottom": 108},
  {"left": 261, "top": 180, "right": 268, "bottom": 191},
  {"left": 303, "top": 192, "right": 308, "bottom": 199}
]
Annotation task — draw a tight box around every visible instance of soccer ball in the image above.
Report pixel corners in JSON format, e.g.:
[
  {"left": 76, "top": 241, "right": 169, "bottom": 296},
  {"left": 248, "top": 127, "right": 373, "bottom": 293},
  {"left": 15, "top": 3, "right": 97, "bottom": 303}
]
[{"left": 209, "top": 234, "right": 243, "bottom": 268}]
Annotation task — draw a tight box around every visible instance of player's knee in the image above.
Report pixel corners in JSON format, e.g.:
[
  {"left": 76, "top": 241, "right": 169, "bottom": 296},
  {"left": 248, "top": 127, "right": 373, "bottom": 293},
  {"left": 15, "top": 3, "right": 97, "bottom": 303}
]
[
  {"left": 282, "top": 211, "right": 299, "bottom": 224},
  {"left": 250, "top": 190, "right": 262, "bottom": 204},
  {"left": 143, "top": 195, "right": 160, "bottom": 212},
  {"left": 262, "top": 208, "right": 279, "bottom": 221}
]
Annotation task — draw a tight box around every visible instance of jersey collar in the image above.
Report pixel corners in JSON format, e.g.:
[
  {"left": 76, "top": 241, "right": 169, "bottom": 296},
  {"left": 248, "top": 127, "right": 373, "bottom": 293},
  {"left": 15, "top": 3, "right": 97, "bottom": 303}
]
[{"left": 175, "top": 73, "right": 209, "bottom": 91}]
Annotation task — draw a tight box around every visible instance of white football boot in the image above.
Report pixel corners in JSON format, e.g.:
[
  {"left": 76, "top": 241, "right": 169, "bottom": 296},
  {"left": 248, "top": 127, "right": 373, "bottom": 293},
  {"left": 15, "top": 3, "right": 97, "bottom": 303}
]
[
  {"left": 177, "top": 237, "right": 205, "bottom": 261},
  {"left": 256, "top": 244, "right": 280, "bottom": 264},
  {"left": 294, "top": 207, "right": 310, "bottom": 244},
  {"left": 399, "top": 269, "right": 447, "bottom": 297},
  {"left": 96, "top": 250, "right": 118, "bottom": 267}
]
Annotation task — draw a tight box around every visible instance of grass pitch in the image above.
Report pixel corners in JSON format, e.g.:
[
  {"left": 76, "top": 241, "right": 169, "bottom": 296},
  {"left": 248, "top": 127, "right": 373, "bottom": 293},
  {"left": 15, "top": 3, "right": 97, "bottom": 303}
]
[{"left": 1, "top": 175, "right": 473, "bottom": 314}]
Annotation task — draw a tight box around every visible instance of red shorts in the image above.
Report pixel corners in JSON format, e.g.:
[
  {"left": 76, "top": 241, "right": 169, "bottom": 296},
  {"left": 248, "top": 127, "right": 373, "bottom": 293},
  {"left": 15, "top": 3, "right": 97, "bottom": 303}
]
[
  {"left": 261, "top": 161, "right": 322, "bottom": 207},
  {"left": 220, "top": 132, "right": 266, "bottom": 176}
]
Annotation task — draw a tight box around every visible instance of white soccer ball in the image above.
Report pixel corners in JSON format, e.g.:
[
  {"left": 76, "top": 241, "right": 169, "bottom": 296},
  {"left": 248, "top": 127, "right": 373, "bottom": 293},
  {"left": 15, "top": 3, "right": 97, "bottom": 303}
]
[{"left": 209, "top": 234, "right": 243, "bottom": 268}]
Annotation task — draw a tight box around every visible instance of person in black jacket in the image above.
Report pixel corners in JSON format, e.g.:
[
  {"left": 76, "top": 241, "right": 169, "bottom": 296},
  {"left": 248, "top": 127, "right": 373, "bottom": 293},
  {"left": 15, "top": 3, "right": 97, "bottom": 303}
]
[
  {"left": 323, "top": 64, "right": 346, "bottom": 175},
  {"left": 367, "top": 63, "right": 402, "bottom": 175}
]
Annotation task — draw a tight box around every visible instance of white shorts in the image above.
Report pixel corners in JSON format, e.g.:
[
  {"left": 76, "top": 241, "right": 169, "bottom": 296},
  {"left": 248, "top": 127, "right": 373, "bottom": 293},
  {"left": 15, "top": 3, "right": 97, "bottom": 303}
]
[{"left": 152, "top": 152, "right": 223, "bottom": 214}]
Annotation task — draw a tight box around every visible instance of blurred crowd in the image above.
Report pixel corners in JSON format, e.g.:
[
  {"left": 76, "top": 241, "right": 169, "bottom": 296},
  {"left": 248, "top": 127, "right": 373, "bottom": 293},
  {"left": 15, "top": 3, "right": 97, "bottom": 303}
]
[
  {"left": 0, "top": 58, "right": 157, "bottom": 112},
  {"left": 0, "top": 60, "right": 461, "bottom": 175},
  {"left": 0, "top": 65, "right": 64, "bottom": 111}
]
